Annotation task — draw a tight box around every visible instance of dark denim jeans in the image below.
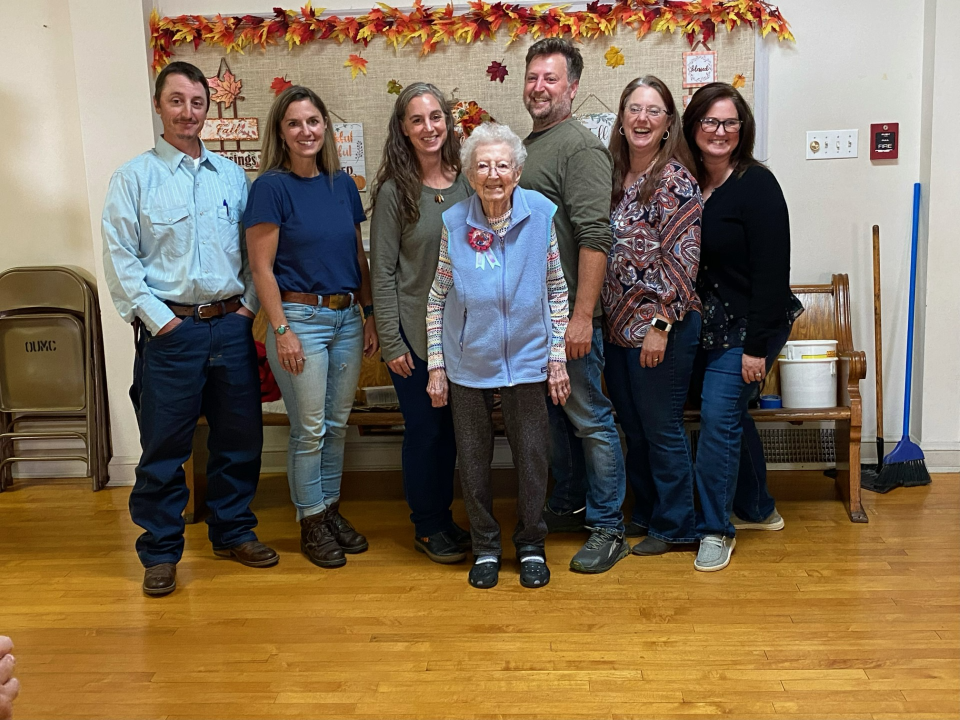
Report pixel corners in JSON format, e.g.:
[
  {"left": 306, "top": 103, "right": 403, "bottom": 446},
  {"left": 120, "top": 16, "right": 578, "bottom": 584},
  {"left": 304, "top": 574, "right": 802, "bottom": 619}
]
[
  {"left": 605, "top": 312, "right": 701, "bottom": 543},
  {"left": 693, "top": 326, "right": 792, "bottom": 537},
  {"left": 387, "top": 328, "right": 457, "bottom": 537},
  {"left": 545, "top": 325, "right": 626, "bottom": 531},
  {"left": 130, "top": 313, "right": 262, "bottom": 567}
]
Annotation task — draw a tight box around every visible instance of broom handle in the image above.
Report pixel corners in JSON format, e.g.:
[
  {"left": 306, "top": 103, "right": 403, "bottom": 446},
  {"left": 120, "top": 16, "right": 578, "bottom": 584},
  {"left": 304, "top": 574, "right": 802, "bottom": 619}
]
[
  {"left": 902, "top": 183, "right": 921, "bottom": 437},
  {"left": 872, "top": 225, "right": 884, "bottom": 441}
]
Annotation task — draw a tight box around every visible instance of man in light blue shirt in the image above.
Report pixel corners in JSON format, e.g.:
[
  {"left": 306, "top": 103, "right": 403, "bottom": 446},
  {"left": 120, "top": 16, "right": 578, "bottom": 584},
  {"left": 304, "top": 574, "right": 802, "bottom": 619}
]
[{"left": 102, "top": 61, "right": 277, "bottom": 597}]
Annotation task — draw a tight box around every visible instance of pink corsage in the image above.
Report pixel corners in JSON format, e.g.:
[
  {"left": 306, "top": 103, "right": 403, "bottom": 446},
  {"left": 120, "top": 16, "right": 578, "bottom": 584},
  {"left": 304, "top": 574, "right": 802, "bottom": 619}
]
[{"left": 467, "top": 228, "right": 495, "bottom": 252}]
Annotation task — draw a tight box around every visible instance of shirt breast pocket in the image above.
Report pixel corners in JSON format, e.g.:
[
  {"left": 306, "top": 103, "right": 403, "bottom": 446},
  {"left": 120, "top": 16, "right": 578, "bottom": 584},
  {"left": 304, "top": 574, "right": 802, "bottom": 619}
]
[
  {"left": 217, "top": 203, "right": 242, "bottom": 254},
  {"left": 146, "top": 206, "right": 192, "bottom": 259}
]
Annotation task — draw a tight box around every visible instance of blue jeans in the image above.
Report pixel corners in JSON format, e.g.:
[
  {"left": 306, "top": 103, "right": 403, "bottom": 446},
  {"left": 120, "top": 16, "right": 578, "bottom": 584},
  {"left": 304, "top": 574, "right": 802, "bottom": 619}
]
[
  {"left": 130, "top": 312, "right": 262, "bottom": 567},
  {"left": 604, "top": 312, "right": 701, "bottom": 543},
  {"left": 267, "top": 303, "right": 363, "bottom": 521},
  {"left": 388, "top": 327, "right": 457, "bottom": 537},
  {"left": 693, "top": 326, "right": 792, "bottom": 537},
  {"left": 545, "top": 325, "right": 626, "bottom": 531}
]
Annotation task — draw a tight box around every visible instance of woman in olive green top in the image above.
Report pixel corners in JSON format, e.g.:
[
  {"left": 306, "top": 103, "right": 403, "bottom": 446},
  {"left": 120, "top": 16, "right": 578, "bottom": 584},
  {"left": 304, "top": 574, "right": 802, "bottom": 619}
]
[{"left": 370, "top": 82, "right": 472, "bottom": 563}]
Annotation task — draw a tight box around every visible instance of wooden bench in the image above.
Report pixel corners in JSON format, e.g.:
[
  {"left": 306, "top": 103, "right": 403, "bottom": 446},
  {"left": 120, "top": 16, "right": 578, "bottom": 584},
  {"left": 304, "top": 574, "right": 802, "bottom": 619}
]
[{"left": 184, "top": 274, "right": 866, "bottom": 524}]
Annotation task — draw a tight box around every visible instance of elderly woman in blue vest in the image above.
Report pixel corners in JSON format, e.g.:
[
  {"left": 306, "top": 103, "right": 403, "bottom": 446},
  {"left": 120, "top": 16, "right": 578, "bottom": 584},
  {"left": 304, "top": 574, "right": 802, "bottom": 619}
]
[{"left": 426, "top": 122, "right": 571, "bottom": 590}]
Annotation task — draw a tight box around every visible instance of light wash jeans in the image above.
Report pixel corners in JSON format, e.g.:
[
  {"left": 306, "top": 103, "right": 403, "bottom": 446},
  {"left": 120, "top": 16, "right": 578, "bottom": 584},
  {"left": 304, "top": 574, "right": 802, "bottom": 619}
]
[
  {"left": 267, "top": 302, "right": 363, "bottom": 521},
  {"left": 545, "top": 325, "right": 626, "bottom": 531}
]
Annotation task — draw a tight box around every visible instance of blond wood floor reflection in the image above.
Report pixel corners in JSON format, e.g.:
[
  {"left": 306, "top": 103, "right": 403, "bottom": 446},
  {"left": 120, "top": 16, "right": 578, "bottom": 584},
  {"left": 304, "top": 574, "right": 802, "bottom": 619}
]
[{"left": 0, "top": 471, "right": 957, "bottom": 720}]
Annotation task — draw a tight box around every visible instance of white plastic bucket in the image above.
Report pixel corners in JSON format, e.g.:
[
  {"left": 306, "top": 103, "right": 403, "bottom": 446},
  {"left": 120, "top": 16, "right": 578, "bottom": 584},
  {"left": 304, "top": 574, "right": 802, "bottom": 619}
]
[
  {"left": 779, "top": 339, "right": 838, "bottom": 360},
  {"left": 779, "top": 357, "right": 838, "bottom": 408}
]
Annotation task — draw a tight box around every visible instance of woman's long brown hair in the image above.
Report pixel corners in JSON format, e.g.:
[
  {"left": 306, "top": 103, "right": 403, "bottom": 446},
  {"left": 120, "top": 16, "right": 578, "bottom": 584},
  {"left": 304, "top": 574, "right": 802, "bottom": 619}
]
[
  {"left": 259, "top": 86, "right": 340, "bottom": 181},
  {"left": 369, "top": 82, "right": 461, "bottom": 226},
  {"left": 609, "top": 75, "right": 694, "bottom": 210}
]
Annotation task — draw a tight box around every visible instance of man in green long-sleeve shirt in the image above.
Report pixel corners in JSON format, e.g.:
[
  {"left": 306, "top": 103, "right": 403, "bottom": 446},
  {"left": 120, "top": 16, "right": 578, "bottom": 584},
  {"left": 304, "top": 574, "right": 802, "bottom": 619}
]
[{"left": 519, "top": 38, "right": 628, "bottom": 574}]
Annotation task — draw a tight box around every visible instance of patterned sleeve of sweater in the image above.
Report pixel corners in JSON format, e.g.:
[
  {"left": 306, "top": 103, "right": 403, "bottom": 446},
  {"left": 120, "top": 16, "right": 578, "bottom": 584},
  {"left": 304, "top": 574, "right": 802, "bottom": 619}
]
[
  {"left": 546, "top": 222, "right": 569, "bottom": 363},
  {"left": 426, "top": 225, "right": 453, "bottom": 372}
]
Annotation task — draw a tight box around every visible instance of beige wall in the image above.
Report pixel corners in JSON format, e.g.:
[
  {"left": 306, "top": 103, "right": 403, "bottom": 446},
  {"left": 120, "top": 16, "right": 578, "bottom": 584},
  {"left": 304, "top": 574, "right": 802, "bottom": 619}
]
[
  {"left": 0, "top": 0, "right": 95, "bottom": 272},
  {"left": 2, "top": 0, "right": 956, "bottom": 478}
]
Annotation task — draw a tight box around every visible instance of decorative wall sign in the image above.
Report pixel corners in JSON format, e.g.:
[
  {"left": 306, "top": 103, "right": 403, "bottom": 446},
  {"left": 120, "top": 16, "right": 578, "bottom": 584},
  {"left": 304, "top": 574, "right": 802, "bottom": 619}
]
[
  {"left": 682, "top": 50, "right": 717, "bottom": 88},
  {"left": 203, "top": 59, "right": 262, "bottom": 172},
  {"left": 576, "top": 113, "right": 617, "bottom": 148},
  {"left": 201, "top": 118, "right": 259, "bottom": 142},
  {"left": 334, "top": 123, "right": 366, "bottom": 191}
]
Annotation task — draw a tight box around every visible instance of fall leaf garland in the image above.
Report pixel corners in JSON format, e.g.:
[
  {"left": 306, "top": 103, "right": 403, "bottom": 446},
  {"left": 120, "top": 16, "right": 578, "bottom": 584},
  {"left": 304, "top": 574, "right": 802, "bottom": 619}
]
[{"left": 149, "top": 1, "right": 794, "bottom": 73}]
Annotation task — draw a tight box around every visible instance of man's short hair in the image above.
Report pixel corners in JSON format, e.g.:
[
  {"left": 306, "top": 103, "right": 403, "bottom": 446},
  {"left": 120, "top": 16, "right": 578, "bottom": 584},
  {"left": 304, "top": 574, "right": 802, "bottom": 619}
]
[
  {"left": 154, "top": 61, "right": 210, "bottom": 108},
  {"left": 524, "top": 38, "right": 584, "bottom": 83}
]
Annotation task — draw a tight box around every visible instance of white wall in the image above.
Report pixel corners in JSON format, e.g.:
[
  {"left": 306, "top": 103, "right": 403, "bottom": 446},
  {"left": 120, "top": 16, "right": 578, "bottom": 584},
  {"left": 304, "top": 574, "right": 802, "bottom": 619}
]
[
  {"left": 2, "top": 0, "right": 955, "bottom": 480},
  {"left": 0, "top": 0, "right": 95, "bottom": 272}
]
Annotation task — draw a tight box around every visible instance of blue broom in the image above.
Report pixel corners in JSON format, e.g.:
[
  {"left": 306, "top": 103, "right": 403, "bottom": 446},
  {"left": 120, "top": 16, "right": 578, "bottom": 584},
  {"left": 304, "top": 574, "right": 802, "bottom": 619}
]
[{"left": 875, "top": 183, "right": 931, "bottom": 489}]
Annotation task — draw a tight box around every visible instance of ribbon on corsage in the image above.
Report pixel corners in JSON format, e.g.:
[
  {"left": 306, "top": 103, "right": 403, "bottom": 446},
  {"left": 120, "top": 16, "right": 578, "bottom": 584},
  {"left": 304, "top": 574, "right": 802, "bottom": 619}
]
[{"left": 467, "top": 228, "right": 500, "bottom": 270}]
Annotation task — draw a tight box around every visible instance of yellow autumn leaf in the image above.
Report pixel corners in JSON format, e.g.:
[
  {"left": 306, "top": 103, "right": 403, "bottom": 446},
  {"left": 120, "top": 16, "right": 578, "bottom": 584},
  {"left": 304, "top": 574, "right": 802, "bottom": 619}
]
[
  {"left": 604, "top": 45, "right": 624, "bottom": 69},
  {"left": 732, "top": 73, "right": 746, "bottom": 89}
]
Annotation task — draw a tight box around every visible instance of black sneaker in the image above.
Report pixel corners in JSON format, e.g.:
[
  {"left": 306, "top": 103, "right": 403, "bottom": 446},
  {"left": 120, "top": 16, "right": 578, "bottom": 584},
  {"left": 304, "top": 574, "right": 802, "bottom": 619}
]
[
  {"left": 542, "top": 503, "right": 587, "bottom": 533},
  {"left": 624, "top": 521, "right": 648, "bottom": 538},
  {"left": 414, "top": 531, "right": 467, "bottom": 564},
  {"left": 447, "top": 522, "right": 472, "bottom": 551},
  {"left": 569, "top": 528, "right": 630, "bottom": 574}
]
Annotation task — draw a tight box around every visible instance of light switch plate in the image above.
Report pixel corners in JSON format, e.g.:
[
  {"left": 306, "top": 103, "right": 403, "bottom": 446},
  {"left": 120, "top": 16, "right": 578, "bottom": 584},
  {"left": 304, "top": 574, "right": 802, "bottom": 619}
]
[{"left": 806, "top": 129, "right": 859, "bottom": 159}]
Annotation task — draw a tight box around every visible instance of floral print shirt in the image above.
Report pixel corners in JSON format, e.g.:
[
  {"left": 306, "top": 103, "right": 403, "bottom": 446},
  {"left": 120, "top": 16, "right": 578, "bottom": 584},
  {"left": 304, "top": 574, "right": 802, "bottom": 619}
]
[{"left": 602, "top": 160, "right": 703, "bottom": 347}]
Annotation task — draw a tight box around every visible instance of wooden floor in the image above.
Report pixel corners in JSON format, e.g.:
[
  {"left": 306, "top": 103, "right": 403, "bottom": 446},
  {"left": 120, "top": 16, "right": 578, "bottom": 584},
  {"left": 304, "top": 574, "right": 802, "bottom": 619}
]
[{"left": 0, "top": 471, "right": 957, "bottom": 720}]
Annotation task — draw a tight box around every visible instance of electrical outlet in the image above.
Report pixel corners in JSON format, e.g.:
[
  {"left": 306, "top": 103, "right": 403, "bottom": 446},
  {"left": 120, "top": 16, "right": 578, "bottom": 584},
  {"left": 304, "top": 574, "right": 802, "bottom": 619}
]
[{"left": 806, "top": 129, "right": 858, "bottom": 159}]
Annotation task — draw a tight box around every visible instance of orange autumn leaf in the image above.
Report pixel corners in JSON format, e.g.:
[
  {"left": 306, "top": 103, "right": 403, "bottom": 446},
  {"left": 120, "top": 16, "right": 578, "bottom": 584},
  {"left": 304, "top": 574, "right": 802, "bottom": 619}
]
[
  {"left": 732, "top": 73, "right": 746, "bottom": 89},
  {"left": 344, "top": 53, "right": 368, "bottom": 79},
  {"left": 604, "top": 45, "right": 624, "bottom": 69},
  {"left": 208, "top": 69, "right": 243, "bottom": 107}
]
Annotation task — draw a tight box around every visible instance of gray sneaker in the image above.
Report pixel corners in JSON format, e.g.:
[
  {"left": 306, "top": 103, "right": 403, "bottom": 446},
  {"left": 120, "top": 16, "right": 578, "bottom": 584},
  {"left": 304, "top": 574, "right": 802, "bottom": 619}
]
[
  {"left": 694, "top": 534, "right": 736, "bottom": 572},
  {"left": 569, "top": 528, "right": 630, "bottom": 574},
  {"left": 543, "top": 503, "right": 587, "bottom": 533},
  {"left": 731, "top": 509, "right": 785, "bottom": 531}
]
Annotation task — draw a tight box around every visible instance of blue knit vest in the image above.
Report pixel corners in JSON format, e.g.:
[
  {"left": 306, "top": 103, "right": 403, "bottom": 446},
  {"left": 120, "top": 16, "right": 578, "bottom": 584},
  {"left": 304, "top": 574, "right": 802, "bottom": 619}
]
[{"left": 440, "top": 186, "right": 558, "bottom": 389}]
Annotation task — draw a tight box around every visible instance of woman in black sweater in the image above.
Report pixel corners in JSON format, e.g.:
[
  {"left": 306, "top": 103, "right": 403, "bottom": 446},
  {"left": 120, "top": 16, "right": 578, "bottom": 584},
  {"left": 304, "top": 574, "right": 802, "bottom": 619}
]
[{"left": 682, "top": 83, "right": 802, "bottom": 572}]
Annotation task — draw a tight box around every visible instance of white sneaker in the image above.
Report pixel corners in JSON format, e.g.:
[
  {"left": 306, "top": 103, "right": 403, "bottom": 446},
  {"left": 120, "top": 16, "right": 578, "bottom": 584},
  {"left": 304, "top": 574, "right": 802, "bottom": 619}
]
[
  {"left": 694, "top": 534, "right": 736, "bottom": 572},
  {"left": 731, "top": 509, "right": 785, "bottom": 531}
]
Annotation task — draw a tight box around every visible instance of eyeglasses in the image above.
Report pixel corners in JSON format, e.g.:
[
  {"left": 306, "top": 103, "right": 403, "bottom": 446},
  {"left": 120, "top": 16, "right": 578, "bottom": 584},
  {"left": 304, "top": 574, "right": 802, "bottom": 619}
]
[
  {"left": 475, "top": 161, "right": 514, "bottom": 176},
  {"left": 625, "top": 104, "right": 668, "bottom": 119},
  {"left": 700, "top": 118, "right": 743, "bottom": 133}
]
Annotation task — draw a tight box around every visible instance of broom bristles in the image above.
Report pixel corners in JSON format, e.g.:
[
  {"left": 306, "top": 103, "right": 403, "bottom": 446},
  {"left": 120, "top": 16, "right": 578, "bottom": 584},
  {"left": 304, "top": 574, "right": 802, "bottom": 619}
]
[{"left": 875, "top": 436, "right": 932, "bottom": 491}]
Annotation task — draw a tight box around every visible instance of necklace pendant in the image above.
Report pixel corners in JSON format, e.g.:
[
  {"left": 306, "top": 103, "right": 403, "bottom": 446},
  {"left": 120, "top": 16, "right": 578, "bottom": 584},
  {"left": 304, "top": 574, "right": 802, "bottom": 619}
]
[{"left": 434, "top": 194, "right": 444, "bottom": 204}]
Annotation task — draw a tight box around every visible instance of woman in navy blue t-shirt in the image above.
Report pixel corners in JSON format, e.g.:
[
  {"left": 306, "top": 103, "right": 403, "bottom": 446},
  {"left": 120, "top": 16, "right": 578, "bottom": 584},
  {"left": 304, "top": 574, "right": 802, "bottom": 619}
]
[{"left": 245, "top": 86, "right": 378, "bottom": 570}]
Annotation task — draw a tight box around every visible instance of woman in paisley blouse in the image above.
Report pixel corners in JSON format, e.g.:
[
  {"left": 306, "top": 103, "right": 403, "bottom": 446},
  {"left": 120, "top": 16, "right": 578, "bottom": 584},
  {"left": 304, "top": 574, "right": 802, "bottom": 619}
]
[{"left": 601, "top": 76, "right": 703, "bottom": 558}]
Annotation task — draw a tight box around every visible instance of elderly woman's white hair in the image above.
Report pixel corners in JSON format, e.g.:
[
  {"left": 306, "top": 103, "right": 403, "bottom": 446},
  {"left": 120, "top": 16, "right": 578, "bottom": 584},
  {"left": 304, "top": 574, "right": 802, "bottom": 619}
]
[{"left": 460, "top": 123, "right": 528, "bottom": 174}]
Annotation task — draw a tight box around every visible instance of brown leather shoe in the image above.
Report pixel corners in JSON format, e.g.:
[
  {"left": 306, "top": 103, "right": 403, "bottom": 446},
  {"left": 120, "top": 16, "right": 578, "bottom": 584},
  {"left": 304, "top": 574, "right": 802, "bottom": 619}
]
[
  {"left": 143, "top": 563, "right": 176, "bottom": 597},
  {"left": 301, "top": 511, "right": 346, "bottom": 568},
  {"left": 328, "top": 502, "right": 368, "bottom": 554},
  {"left": 213, "top": 540, "right": 279, "bottom": 567}
]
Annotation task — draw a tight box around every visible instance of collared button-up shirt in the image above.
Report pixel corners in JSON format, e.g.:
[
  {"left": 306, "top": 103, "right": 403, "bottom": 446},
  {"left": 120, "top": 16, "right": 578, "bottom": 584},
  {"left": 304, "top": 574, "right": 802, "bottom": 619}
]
[{"left": 101, "top": 136, "right": 257, "bottom": 335}]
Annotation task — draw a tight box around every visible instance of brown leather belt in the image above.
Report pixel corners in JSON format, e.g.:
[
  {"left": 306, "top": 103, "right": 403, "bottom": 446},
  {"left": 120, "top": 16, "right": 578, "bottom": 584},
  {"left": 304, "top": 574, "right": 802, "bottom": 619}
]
[
  {"left": 165, "top": 296, "right": 243, "bottom": 320},
  {"left": 280, "top": 291, "right": 357, "bottom": 309}
]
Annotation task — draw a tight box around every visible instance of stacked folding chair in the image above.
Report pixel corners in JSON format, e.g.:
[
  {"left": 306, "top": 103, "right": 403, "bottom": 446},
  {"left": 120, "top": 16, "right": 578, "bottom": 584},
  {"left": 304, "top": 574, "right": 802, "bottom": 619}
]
[{"left": 0, "top": 266, "right": 112, "bottom": 491}]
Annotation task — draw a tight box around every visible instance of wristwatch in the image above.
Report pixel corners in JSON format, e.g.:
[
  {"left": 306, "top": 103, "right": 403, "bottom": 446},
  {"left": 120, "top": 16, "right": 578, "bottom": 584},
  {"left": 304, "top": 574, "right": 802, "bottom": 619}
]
[
  {"left": 274, "top": 324, "right": 290, "bottom": 335},
  {"left": 363, "top": 304, "right": 374, "bottom": 318},
  {"left": 650, "top": 317, "right": 673, "bottom": 333}
]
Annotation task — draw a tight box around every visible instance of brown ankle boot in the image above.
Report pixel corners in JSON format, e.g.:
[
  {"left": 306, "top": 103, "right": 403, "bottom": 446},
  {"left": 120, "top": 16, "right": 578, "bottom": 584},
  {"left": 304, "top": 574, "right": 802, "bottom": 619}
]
[
  {"left": 300, "top": 511, "right": 346, "bottom": 568},
  {"left": 328, "top": 502, "right": 369, "bottom": 554}
]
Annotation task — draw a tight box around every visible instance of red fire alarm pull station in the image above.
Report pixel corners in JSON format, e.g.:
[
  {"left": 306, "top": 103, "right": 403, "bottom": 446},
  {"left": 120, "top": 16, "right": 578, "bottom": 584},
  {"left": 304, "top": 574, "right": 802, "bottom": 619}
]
[{"left": 871, "top": 123, "right": 899, "bottom": 160}]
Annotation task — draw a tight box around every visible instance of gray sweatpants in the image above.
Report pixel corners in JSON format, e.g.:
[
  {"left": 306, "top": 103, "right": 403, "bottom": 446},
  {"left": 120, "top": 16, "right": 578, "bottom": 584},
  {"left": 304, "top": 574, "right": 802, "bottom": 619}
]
[{"left": 449, "top": 381, "right": 550, "bottom": 558}]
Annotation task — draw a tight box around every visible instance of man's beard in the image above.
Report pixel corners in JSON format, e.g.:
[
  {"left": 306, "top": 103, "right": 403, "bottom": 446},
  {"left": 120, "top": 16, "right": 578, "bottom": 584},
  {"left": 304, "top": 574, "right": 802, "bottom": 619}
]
[{"left": 525, "top": 96, "right": 572, "bottom": 128}]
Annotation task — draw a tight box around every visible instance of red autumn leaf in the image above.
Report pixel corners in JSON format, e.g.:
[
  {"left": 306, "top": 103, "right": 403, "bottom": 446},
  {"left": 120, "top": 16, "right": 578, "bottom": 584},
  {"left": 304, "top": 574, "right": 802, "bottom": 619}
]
[
  {"left": 587, "top": 2, "right": 612, "bottom": 15},
  {"left": 486, "top": 60, "right": 508, "bottom": 83},
  {"left": 271, "top": 76, "right": 293, "bottom": 95}
]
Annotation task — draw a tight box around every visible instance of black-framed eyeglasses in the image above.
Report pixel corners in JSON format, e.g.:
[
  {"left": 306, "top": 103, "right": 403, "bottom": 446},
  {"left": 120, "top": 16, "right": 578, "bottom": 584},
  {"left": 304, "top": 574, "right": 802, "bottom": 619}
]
[{"left": 700, "top": 118, "right": 743, "bottom": 133}]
